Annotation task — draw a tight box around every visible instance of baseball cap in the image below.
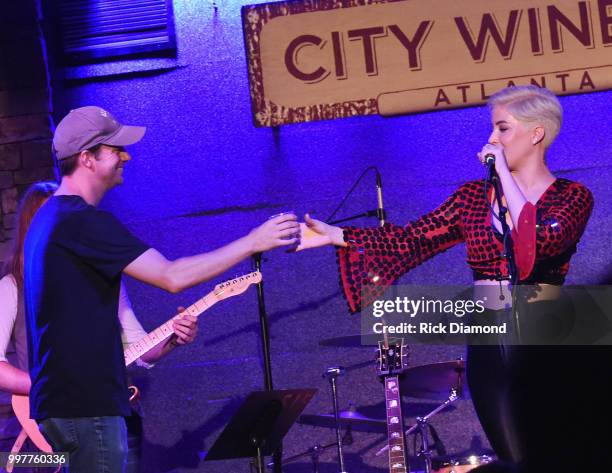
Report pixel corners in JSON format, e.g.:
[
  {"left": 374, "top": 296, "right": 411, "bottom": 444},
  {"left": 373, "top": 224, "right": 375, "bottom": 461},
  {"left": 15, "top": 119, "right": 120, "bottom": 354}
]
[{"left": 52, "top": 106, "right": 146, "bottom": 160}]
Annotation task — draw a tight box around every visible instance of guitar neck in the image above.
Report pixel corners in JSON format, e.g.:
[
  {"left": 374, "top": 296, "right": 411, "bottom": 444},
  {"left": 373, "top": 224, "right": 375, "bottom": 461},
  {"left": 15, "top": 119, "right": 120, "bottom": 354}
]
[
  {"left": 124, "top": 291, "right": 218, "bottom": 367},
  {"left": 385, "top": 375, "right": 409, "bottom": 473}
]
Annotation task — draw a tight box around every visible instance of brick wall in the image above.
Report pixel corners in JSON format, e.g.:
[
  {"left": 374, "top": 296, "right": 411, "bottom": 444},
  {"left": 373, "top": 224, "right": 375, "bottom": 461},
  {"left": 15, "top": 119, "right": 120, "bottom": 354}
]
[{"left": 0, "top": 0, "right": 54, "bottom": 266}]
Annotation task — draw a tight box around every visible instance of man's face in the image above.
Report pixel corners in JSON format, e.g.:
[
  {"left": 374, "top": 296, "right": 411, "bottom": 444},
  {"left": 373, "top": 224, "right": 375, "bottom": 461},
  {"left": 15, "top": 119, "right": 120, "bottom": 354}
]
[{"left": 94, "top": 145, "right": 131, "bottom": 188}]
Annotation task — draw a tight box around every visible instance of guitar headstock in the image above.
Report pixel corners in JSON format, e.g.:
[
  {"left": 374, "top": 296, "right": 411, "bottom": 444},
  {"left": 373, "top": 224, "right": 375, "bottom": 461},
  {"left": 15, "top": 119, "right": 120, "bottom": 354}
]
[
  {"left": 213, "top": 271, "right": 262, "bottom": 300},
  {"left": 376, "top": 339, "right": 408, "bottom": 377}
]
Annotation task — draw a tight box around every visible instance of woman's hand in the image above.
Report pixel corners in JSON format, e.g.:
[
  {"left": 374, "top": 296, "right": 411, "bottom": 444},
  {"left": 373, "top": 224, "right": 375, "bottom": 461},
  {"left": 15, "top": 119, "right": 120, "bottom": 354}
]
[
  {"left": 295, "top": 214, "right": 346, "bottom": 251},
  {"left": 477, "top": 143, "right": 509, "bottom": 172},
  {"left": 171, "top": 307, "right": 198, "bottom": 345}
]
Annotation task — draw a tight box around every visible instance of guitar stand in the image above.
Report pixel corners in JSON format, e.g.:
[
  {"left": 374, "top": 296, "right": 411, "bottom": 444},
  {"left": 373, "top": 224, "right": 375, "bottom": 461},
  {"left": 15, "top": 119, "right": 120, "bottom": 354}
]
[{"left": 405, "top": 389, "right": 459, "bottom": 473}]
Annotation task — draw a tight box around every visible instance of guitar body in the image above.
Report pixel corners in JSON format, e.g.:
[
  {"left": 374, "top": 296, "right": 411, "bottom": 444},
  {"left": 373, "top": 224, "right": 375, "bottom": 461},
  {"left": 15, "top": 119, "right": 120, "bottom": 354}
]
[{"left": 11, "top": 394, "right": 52, "bottom": 453}]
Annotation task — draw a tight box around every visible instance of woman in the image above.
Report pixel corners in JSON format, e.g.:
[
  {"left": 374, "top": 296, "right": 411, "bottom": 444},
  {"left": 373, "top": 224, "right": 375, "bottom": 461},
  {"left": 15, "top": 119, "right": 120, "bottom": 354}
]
[
  {"left": 0, "top": 181, "right": 197, "bottom": 473},
  {"left": 298, "top": 85, "right": 608, "bottom": 472},
  {"left": 1, "top": 182, "right": 57, "bottom": 473}
]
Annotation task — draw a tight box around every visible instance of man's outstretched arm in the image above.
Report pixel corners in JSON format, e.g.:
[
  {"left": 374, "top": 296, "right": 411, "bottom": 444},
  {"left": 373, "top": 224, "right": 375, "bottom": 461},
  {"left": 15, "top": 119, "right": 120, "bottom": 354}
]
[{"left": 124, "top": 213, "right": 299, "bottom": 293}]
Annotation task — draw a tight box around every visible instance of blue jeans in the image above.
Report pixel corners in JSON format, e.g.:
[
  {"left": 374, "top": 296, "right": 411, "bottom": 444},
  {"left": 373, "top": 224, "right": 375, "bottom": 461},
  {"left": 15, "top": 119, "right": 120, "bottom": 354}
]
[{"left": 39, "top": 417, "right": 127, "bottom": 473}]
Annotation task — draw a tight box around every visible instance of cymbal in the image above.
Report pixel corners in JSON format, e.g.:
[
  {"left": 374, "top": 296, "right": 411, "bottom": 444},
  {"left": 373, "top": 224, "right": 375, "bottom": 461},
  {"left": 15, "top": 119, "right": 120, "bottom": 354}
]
[
  {"left": 400, "top": 360, "right": 467, "bottom": 400},
  {"left": 298, "top": 409, "right": 387, "bottom": 433}
]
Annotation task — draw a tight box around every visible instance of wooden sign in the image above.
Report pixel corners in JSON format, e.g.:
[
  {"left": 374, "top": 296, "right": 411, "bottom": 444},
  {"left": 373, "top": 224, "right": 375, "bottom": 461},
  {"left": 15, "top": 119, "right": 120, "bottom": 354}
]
[{"left": 242, "top": 0, "right": 612, "bottom": 126}]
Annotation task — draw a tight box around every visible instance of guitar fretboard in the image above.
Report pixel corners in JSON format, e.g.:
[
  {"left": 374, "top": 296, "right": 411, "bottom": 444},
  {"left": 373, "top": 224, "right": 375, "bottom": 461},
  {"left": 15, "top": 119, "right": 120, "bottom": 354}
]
[
  {"left": 124, "top": 292, "right": 218, "bottom": 366},
  {"left": 385, "top": 375, "right": 408, "bottom": 473}
]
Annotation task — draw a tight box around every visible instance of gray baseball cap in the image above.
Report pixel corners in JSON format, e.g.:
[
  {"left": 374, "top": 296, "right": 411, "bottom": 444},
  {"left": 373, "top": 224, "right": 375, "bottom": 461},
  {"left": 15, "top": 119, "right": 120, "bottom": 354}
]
[{"left": 52, "top": 106, "right": 146, "bottom": 160}]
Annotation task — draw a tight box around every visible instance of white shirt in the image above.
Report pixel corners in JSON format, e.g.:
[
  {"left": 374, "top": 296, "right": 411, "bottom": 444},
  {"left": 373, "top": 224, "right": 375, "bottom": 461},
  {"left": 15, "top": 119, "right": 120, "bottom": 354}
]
[{"left": 0, "top": 274, "right": 18, "bottom": 364}]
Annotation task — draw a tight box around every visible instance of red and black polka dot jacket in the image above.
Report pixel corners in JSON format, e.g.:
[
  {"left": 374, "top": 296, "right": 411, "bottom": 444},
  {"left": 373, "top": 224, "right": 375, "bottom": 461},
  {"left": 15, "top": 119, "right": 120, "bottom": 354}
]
[{"left": 337, "top": 178, "right": 593, "bottom": 313}]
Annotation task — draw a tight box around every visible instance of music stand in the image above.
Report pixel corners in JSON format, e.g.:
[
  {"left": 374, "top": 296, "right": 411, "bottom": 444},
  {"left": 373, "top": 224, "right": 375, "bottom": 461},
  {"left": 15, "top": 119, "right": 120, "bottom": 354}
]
[{"left": 205, "top": 389, "right": 317, "bottom": 473}]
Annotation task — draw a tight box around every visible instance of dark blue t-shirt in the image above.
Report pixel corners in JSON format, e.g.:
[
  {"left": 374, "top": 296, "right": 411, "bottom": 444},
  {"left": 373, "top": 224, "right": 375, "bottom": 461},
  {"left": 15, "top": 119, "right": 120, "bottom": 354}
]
[{"left": 24, "top": 195, "right": 149, "bottom": 420}]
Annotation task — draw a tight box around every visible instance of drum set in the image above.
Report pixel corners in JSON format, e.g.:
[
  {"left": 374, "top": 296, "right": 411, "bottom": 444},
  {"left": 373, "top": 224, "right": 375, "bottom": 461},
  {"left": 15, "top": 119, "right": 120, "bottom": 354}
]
[{"left": 284, "top": 336, "right": 495, "bottom": 473}]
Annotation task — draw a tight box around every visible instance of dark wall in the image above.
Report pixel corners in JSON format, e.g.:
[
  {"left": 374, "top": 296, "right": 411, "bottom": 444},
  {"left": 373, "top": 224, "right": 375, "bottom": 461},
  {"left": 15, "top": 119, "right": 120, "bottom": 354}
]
[
  {"left": 0, "top": 0, "right": 54, "bottom": 264},
  {"left": 47, "top": 0, "right": 611, "bottom": 471}
]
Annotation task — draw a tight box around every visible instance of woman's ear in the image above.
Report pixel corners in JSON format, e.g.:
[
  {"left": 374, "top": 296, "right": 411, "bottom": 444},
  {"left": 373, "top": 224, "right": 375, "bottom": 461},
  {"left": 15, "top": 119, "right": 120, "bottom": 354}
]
[{"left": 532, "top": 126, "right": 545, "bottom": 145}]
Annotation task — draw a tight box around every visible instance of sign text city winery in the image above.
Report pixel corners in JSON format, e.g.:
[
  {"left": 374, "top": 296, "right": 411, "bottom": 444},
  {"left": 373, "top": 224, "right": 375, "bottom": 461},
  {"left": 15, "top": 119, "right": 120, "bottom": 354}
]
[{"left": 242, "top": 0, "right": 612, "bottom": 126}]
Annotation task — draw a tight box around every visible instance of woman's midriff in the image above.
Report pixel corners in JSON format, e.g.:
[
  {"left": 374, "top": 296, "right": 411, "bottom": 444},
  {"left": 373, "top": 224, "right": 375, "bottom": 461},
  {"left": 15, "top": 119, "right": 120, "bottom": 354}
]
[{"left": 473, "top": 279, "right": 561, "bottom": 310}]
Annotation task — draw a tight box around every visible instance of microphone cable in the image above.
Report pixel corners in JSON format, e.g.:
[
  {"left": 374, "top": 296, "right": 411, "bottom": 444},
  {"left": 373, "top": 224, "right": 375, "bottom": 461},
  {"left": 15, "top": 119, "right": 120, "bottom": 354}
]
[{"left": 325, "top": 166, "right": 380, "bottom": 223}]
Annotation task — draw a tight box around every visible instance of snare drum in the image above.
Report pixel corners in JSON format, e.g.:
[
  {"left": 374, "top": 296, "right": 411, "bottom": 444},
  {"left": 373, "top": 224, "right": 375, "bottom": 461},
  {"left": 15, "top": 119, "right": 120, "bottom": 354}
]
[{"left": 433, "top": 454, "right": 495, "bottom": 473}]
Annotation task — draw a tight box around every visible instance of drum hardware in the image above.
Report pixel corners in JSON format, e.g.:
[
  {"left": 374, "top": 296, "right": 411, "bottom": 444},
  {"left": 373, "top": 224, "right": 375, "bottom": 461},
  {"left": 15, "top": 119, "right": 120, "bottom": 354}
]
[
  {"left": 373, "top": 358, "right": 465, "bottom": 472},
  {"left": 298, "top": 407, "right": 387, "bottom": 433},
  {"left": 286, "top": 406, "right": 360, "bottom": 472},
  {"left": 294, "top": 355, "right": 470, "bottom": 472},
  {"left": 289, "top": 367, "right": 362, "bottom": 473},
  {"left": 324, "top": 366, "right": 349, "bottom": 473},
  {"left": 318, "top": 339, "right": 466, "bottom": 399},
  {"left": 376, "top": 389, "right": 459, "bottom": 473},
  {"left": 265, "top": 441, "right": 338, "bottom": 473},
  {"left": 432, "top": 454, "right": 495, "bottom": 472},
  {"left": 407, "top": 389, "right": 459, "bottom": 473},
  {"left": 398, "top": 359, "right": 466, "bottom": 400}
]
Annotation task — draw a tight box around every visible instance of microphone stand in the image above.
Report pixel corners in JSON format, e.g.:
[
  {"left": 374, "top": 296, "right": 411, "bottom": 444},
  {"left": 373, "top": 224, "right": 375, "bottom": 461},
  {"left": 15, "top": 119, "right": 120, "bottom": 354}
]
[
  {"left": 486, "top": 161, "right": 521, "bottom": 341},
  {"left": 252, "top": 253, "right": 283, "bottom": 472},
  {"left": 251, "top": 165, "right": 386, "bottom": 470},
  {"left": 328, "top": 209, "right": 380, "bottom": 226},
  {"left": 327, "top": 168, "right": 386, "bottom": 228}
]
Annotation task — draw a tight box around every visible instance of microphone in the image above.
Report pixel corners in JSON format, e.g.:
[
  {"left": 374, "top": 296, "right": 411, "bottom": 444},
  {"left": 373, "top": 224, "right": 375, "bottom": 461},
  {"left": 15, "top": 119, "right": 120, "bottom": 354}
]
[
  {"left": 375, "top": 170, "right": 386, "bottom": 227},
  {"left": 484, "top": 153, "right": 496, "bottom": 181}
]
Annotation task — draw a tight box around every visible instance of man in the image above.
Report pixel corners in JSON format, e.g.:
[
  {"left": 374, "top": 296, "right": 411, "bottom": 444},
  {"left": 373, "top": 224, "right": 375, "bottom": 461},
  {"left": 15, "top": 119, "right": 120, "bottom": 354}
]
[
  {"left": 23, "top": 106, "right": 299, "bottom": 472},
  {"left": 1, "top": 181, "right": 187, "bottom": 473}
]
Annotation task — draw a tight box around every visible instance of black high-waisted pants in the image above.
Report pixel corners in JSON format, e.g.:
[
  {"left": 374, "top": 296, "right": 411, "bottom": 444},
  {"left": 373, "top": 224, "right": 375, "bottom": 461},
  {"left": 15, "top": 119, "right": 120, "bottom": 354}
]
[{"left": 467, "top": 298, "right": 612, "bottom": 472}]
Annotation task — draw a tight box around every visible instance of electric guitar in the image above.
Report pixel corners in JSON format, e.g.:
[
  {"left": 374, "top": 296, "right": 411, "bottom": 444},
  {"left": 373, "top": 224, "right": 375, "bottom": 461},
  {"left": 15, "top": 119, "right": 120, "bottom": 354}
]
[
  {"left": 377, "top": 338, "right": 410, "bottom": 473},
  {"left": 12, "top": 271, "right": 262, "bottom": 452},
  {"left": 123, "top": 271, "right": 261, "bottom": 366}
]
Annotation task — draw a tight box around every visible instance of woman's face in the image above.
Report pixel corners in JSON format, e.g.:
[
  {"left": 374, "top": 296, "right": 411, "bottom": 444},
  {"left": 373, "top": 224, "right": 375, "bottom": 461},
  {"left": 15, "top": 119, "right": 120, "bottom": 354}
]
[{"left": 488, "top": 105, "right": 537, "bottom": 170}]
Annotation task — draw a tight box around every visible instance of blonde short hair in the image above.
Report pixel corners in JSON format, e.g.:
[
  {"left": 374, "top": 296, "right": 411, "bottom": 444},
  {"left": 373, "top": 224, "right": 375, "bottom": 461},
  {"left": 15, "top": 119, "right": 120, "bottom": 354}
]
[{"left": 488, "top": 85, "right": 563, "bottom": 148}]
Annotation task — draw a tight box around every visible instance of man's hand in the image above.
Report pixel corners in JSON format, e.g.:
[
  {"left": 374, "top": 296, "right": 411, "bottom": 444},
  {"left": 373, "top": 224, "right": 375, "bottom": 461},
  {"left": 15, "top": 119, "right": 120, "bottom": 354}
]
[
  {"left": 124, "top": 213, "right": 300, "bottom": 294},
  {"left": 248, "top": 213, "right": 300, "bottom": 253}
]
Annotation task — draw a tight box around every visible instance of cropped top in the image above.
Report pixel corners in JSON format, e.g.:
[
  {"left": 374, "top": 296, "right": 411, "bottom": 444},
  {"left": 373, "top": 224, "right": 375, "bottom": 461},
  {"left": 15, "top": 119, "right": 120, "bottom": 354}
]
[{"left": 337, "top": 178, "right": 593, "bottom": 313}]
